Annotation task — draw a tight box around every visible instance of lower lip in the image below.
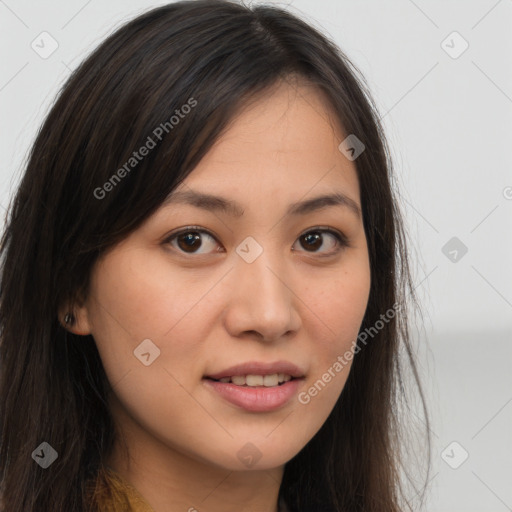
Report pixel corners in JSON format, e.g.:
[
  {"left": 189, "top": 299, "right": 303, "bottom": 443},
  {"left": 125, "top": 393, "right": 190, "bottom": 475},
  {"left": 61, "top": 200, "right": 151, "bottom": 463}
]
[{"left": 203, "top": 378, "right": 303, "bottom": 412}]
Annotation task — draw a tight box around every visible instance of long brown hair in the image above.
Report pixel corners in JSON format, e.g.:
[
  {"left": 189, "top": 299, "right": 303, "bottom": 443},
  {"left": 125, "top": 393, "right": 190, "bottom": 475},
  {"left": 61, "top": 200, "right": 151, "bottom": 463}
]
[{"left": 0, "top": 1, "right": 431, "bottom": 510}]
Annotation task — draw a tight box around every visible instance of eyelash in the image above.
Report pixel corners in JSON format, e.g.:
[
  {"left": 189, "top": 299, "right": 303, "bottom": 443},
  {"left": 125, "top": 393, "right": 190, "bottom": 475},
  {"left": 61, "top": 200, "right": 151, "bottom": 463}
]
[{"left": 163, "top": 225, "right": 349, "bottom": 257}]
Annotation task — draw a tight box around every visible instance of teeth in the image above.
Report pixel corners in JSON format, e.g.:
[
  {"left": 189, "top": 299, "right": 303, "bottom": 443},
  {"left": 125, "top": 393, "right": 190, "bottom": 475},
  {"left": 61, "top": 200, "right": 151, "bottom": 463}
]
[
  {"left": 263, "top": 374, "right": 278, "bottom": 386},
  {"left": 217, "top": 373, "right": 293, "bottom": 386},
  {"left": 232, "top": 375, "right": 247, "bottom": 386},
  {"left": 246, "top": 375, "right": 263, "bottom": 386}
]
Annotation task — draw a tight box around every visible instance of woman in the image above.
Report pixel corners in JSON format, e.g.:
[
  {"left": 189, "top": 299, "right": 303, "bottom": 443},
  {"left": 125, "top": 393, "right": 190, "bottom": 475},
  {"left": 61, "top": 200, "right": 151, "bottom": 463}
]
[{"left": 0, "top": 1, "right": 431, "bottom": 510}]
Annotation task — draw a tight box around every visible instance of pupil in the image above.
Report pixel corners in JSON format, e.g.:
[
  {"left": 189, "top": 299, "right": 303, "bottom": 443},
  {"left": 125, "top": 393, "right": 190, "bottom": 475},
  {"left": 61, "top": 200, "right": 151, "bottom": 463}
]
[
  {"left": 303, "top": 232, "right": 321, "bottom": 251},
  {"left": 179, "top": 232, "right": 201, "bottom": 252}
]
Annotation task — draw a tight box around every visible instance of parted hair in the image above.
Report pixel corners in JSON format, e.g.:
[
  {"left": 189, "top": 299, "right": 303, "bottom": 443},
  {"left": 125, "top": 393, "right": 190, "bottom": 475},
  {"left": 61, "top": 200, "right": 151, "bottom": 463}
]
[{"left": 0, "top": 1, "right": 431, "bottom": 510}]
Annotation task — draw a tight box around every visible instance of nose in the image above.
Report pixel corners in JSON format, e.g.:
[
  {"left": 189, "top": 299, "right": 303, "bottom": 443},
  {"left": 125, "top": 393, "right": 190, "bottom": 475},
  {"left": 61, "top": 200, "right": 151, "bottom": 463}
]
[{"left": 223, "top": 243, "right": 301, "bottom": 343}]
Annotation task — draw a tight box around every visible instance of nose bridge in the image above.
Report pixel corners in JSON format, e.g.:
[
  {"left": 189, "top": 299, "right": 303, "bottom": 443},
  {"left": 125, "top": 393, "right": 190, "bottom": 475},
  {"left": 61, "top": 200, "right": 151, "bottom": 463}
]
[
  {"left": 237, "top": 234, "right": 287, "bottom": 302},
  {"left": 228, "top": 234, "right": 297, "bottom": 339}
]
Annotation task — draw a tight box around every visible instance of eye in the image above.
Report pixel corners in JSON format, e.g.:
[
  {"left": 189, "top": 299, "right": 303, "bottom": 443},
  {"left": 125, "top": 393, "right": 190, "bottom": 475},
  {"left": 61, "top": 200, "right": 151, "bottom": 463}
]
[
  {"left": 164, "top": 226, "right": 222, "bottom": 255},
  {"left": 294, "top": 227, "right": 348, "bottom": 255},
  {"left": 163, "top": 226, "right": 348, "bottom": 256}
]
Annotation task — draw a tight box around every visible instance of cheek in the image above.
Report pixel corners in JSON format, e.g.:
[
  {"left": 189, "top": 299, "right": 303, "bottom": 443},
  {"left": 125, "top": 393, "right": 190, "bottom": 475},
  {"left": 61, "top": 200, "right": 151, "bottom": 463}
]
[
  {"left": 300, "top": 261, "right": 370, "bottom": 396},
  {"left": 307, "top": 263, "right": 370, "bottom": 350},
  {"left": 90, "top": 244, "right": 216, "bottom": 337},
  {"left": 86, "top": 252, "right": 219, "bottom": 447},
  {"left": 86, "top": 248, "right": 214, "bottom": 386}
]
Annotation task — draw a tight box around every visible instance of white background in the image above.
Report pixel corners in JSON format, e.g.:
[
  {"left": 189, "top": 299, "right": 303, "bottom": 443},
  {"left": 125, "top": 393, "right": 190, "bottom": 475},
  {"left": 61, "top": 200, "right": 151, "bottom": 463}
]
[{"left": 1, "top": 1, "right": 511, "bottom": 510}]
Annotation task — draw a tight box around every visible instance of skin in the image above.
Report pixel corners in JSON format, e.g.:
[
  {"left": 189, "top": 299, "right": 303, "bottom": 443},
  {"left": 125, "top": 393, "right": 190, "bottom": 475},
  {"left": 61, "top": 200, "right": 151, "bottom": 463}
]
[{"left": 63, "top": 78, "right": 371, "bottom": 512}]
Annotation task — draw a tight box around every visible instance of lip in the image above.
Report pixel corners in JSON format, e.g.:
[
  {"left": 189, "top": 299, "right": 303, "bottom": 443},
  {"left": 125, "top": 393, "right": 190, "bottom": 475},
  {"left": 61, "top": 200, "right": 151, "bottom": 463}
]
[
  {"left": 203, "top": 378, "right": 304, "bottom": 412},
  {"left": 205, "top": 360, "right": 306, "bottom": 380}
]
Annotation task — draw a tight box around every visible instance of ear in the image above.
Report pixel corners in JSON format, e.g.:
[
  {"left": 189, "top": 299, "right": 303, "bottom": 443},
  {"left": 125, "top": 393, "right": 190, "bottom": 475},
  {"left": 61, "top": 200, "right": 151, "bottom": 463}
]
[{"left": 58, "top": 296, "right": 92, "bottom": 336}]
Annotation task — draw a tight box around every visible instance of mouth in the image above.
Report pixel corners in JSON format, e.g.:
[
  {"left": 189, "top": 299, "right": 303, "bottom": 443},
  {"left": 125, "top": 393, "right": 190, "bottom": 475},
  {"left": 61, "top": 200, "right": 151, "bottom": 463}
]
[
  {"left": 202, "top": 377, "right": 304, "bottom": 412},
  {"left": 204, "top": 360, "right": 306, "bottom": 383},
  {"left": 204, "top": 374, "right": 298, "bottom": 387},
  {"left": 202, "top": 361, "right": 306, "bottom": 412}
]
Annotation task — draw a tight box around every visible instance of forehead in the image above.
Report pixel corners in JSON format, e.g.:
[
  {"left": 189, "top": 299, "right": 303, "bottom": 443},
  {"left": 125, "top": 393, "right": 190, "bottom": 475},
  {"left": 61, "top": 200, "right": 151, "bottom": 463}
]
[{"left": 174, "top": 80, "right": 360, "bottom": 210}]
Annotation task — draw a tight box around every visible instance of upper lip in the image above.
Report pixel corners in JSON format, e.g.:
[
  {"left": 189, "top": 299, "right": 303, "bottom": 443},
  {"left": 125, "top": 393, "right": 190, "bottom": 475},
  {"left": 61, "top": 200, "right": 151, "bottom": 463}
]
[{"left": 205, "top": 360, "right": 306, "bottom": 380}]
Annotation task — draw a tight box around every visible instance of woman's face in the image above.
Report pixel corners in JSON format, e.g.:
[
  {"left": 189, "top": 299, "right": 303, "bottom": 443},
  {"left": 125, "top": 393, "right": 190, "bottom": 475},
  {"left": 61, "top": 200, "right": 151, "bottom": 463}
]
[{"left": 73, "top": 80, "right": 371, "bottom": 474}]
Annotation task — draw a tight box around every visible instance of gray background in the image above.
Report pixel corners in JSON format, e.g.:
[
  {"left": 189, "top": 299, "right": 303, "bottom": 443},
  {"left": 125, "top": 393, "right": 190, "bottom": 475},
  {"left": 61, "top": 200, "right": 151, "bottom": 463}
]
[{"left": 1, "top": 1, "right": 511, "bottom": 510}]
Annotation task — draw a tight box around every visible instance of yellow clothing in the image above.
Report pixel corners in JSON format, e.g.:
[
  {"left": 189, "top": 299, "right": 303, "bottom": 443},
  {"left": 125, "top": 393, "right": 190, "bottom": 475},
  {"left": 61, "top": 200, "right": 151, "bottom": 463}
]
[
  {"left": 87, "top": 465, "right": 289, "bottom": 512},
  {"left": 87, "top": 465, "right": 155, "bottom": 512}
]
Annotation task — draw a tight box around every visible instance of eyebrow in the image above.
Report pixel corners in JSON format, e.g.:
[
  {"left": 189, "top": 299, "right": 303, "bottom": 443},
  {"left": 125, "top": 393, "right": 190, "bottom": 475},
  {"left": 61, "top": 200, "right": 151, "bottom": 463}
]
[{"left": 163, "top": 189, "right": 362, "bottom": 220}]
